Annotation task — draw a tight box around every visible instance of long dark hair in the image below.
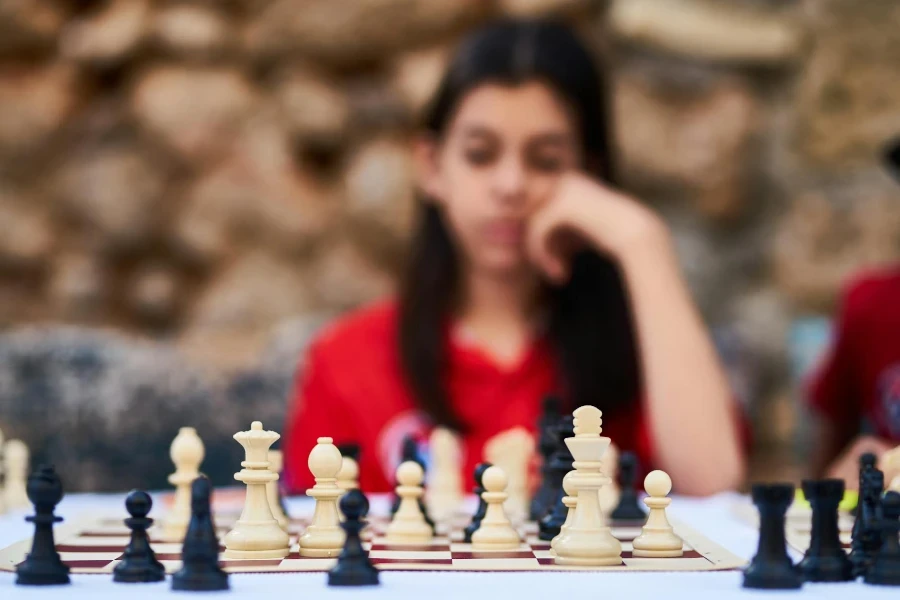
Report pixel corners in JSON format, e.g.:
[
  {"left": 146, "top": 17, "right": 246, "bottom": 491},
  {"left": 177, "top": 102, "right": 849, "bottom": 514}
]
[{"left": 398, "top": 18, "right": 640, "bottom": 431}]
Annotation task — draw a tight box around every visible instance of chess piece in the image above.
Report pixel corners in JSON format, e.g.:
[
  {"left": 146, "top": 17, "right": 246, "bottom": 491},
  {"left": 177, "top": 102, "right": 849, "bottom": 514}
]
[
  {"left": 539, "top": 415, "right": 575, "bottom": 540},
  {"left": 852, "top": 453, "right": 878, "bottom": 517},
  {"left": 485, "top": 428, "right": 534, "bottom": 522},
  {"left": 391, "top": 434, "right": 422, "bottom": 515},
  {"left": 162, "top": 427, "right": 205, "bottom": 542},
  {"left": 550, "top": 471, "right": 578, "bottom": 556},
  {"left": 463, "top": 462, "right": 492, "bottom": 543},
  {"left": 385, "top": 461, "right": 433, "bottom": 543},
  {"left": 113, "top": 490, "right": 165, "bottom": 583},
  {"left": 267, "top": 449, "right": 290, "bottom": 532},
  {"left": 472, "top": 466, "right": 521, "bottom": 550},
  {"left": 798, "top": 479, "right": 853, "bottom": 582},
  {"left": 427, "top": 427, "right": 463, "bottom": 522},
  {"left": 5, "top": 440, "right": 30, "bottom": 510},
  {"left": 171, "top": 476, "right": 229, "bottom": 592},
  {"left": 336, "top": 447, "right": 360, "bottom": 521},
  {"left": 631, "top": 470, "right": 682, "bottom": 557},
  {"left": 742, "top": 483, "right": 803, "bottom": 590},
  {"left": 15, "top": 465, "right": 70, "bottom": 586},
  {"left": 328, "top": 489, "right": 380, "bottom": 587},
  {"left": 851, "top": 469, "right": 885, "bottom": 577},
  {"left": 553, "top": 406, "right": 622, "bottom": 566},
  {"left": 865, "top": 491, "right": 900, "bottom": 586},
  {"left": 530, "top": 396, "right": 562, "bottom": 521},
  {"left": 224, "top": 421, "right": 290, "bottom": 558},
  {"left": 299, "top": 437, "right": 345, "bottom": 557},
  {"left": 598, "top": 442, "right": 619, "bottom": 514},
  {"left": 610, "top": 451, "right": 646, "bottom": 521},
  {"left": 883, "top": 446, "right": 900, "bottom": 493}
]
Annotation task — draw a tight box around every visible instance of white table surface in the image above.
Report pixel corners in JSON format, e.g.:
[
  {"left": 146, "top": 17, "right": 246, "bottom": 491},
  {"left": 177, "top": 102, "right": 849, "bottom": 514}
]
[{"left": 0, "top": 491, "right": 895, "bottom": 599}]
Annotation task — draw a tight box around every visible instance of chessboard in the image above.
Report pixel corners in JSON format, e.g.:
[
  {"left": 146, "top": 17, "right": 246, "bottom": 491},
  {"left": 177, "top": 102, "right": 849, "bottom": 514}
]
[{"left": 0, "top": 511, "right": 745, "bottom": 574}]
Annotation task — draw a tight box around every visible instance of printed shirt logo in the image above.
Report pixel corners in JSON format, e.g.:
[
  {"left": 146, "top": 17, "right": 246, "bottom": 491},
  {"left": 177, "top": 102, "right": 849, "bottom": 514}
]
[
  {"left": 879, "top": 363, "right": 900, "bottom": 439},
  {"left": 376, "top": 410, "right": 430, "bottom": 480}
]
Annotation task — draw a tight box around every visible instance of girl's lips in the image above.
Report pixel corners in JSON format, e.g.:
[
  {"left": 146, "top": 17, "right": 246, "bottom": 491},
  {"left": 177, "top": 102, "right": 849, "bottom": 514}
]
[{"left": 484, "top": 221, "right": 525, "bottom": 244}]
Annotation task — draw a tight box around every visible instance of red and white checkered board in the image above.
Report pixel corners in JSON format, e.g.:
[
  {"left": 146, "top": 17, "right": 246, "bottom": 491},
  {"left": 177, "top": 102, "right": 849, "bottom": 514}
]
[{"left": 0, "top": 511, "right": 745, "bottom": 574}]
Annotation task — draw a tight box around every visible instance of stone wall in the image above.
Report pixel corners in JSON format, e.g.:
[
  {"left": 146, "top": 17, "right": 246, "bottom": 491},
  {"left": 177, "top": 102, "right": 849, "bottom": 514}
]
[{"left": 0, "top": 0, "right": 898, "bottom": 489}]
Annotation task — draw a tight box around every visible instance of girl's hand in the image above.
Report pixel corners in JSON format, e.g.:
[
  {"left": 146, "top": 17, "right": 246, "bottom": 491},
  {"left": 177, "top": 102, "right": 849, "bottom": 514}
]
[
  {"left": 826, "top": 435, "right": 895, "bottom": 490},
  {"left": 525, "top": 171, "right": 669, "bottom": 283}
]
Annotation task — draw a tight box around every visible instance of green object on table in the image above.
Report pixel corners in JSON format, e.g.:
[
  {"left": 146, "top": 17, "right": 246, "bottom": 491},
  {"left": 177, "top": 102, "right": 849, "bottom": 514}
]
[{"left": 794, "top": 487, "right": 858, "bottom": 512}]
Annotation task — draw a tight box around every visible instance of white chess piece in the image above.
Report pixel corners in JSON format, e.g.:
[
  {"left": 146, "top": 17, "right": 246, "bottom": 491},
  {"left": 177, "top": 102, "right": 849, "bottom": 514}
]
[
  {"left": 0, "top": 427, "right": 6, "bottom": 515},
  {"left": 485, "top": 428, "right": 534, "bottom": 522},
  {"left": 162, "top": 427, "right": 205, "bottom": 541},
  {"left": 267, "top": 449, "right": 290, "bottom": 532},
  {"left": 550, "top": 471, "right": 578, "bottom": 556},
  {"left": 427, "top": 427, "right": 463, "bottom": 522},
  {"left": 223, "top": 422, "right": 290, "bottom": 558},
  {"left": 883, "top": 446, "right": 900, "bottom": 492},
  {"left": 631, "top": 470, "right": 683, "bottom": 558},
  {"left": 553, "top": 406, "right": 622, "bottom": 566},
  {"left": 599, "top": 442, "right": 620, "bottom": 515},
  {"left": 298, "top": 437, "right": 345, "bottom": 557},
  {"left": 385, "top": 461, "right": 433, "bottom": 544},
  {"left": 471, "top": 466, "right": 521, "bottom": 550},
  {"left": 4, "top": 440, "right": 30, "bottom": 510},
  {"left": 336, "top": 453, "right": 360, "bottom": 493}
]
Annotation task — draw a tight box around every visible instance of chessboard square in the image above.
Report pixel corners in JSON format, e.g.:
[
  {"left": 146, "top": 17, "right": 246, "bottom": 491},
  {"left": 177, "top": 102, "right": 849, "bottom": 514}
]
[
  {"left": 452, "top": 551, "right": 536, "bottom": 560},
  {"left": 221, "top": 559, "right": 285, "bottom": 572},
  {"left": 371, "top": 558, "right": 453, "bottom": 566},
  {"left": 59, "top": 536, "right": 130, "bottom": 549},
  {"left": 59, "top": 552, "right": 121, "bottom": 563},
  {"left": 523, "top": 535, "right": 552, "bottom": 549},
  {"left": 369, "top": 541, "right": 451, "bottom": 552},
  {"left": 276, "top": 558, "right": 336, "bottom": 572},
  {"left": 453, "top": 557, "right": 541, "bottom": 568},
  {"left": 60, "top": 558, "right": 117, "bottom": 572},
  {"left": 150, "top": 543, "right": 184, "bottom": 554},
  {"left": 369, "top": 550, "right": 452, "bottom": 560},
  {"left": 81, "top": 526, "right": 131, "bottom": 537},
  {"left": 448, "top": 542, "right": 531, "bottom": 554},
  {"left": 159, "top": 560, "right": 183, "bottom": 574},
  {"left": 623, "top": 557, "right": 711, "bottom": 569},
  {"left": 532, "top": 549, "right": 553, "bottom": 560}
]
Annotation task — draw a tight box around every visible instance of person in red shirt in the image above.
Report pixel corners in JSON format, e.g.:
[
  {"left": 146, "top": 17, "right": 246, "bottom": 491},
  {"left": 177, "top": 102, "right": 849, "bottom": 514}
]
[
  {"left": 283, "top": 19, "right": 746, "bottom": 496},
  {"left": 806, "top": 136, "right": 900, "bottom": 488}
]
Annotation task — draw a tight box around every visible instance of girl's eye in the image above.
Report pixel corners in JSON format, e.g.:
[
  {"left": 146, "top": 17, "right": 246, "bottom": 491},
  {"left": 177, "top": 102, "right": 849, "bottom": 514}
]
[
  {"left": 530, "top": 154, "right": 564, "bottom": 173},
  {"left": 465, "top": 147, "right": 495, "bottom": 166}
]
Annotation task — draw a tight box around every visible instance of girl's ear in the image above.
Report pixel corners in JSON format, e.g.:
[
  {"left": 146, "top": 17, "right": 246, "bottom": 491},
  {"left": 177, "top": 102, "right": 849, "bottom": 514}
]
[{"left": 413, "top": 134, "right": 446, "bottom": 205}]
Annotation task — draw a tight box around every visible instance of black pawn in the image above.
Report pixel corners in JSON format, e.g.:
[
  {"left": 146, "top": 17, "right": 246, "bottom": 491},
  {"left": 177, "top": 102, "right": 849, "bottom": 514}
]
[
  {"left": 864, "top": 491, "right": 900, "bottom": 586},
  {"left": 530, "top": 396, "right": 562, "bottom": 521},
  {"left": 464, "top": 462, "right": 492, "bottom": 543},
  {"left": 113, "top": 490, "right": 165, "bottom": 583},
  {"left": 538, "top": 415, "right": 574, "bottom": 541},
  {"left": 16, "top": 465, "right": 71, "bottom": 586},
  {"left": 798, "top": 479, "right": 853, "bottom": 582},
  {"left": 742, "top": 483, "right": 803, "bottom": 590},
  {"left": 171, "top": 476, "right": 229, "bottom": 592},
  {"left": 851, "top": 469, "right": 885, "bottom": 577},
  {"left": 610, "top": 452, "right": 647, "bottom": 522},
  {"left": 328, "top": 489, "right": 379, "bottom": 587}
]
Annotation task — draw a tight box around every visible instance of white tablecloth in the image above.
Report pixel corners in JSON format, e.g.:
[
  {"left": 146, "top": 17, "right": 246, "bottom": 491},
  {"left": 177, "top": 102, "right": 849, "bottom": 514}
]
[{"left": 0, "top": 492, "right": 894, "bottom": 599}]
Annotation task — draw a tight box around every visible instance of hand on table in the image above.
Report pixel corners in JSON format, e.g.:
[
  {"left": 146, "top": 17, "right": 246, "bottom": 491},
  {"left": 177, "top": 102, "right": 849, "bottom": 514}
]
[{"left": 826, "top": 435, "right": 895, "bottom": 490}]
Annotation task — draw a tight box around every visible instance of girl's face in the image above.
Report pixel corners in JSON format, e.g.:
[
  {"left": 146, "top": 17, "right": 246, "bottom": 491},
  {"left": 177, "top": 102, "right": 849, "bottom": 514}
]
[{"left": 417, "top": 80, "right": 582, "bottom": 278}]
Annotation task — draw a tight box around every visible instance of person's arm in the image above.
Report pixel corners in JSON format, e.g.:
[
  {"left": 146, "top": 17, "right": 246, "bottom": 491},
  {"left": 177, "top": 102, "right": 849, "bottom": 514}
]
[{"left": 526, "top": 172, "right": 744, "bottom": 495}]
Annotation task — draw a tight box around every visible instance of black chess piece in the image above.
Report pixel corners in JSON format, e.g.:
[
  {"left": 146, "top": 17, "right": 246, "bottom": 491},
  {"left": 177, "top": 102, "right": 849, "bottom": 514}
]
[
  {"left": 530, "top": 396, "right": 562, "bottom": 521},
  {"left": 851, "top": 468, "right": 885, "bottom": 578},
  {"left": 798, "top": 479, "right": 853, "bottom": 582},
  {"left": 610, "top": 451, "right": 647, "bottom": 522},
  {"left": 171, "top": 476, "right": 229, "bottom": 592},
  {"left": 464, "top": 462, "right": 492, "bottom": 543},
  {"left": 15, "top": 465, "right": 71, "bottom": 586},
  {"left": 113, "top": 490, "right": 165, "bottom": 583},
  {"left": 864, "top": 491, "right": 900, "bottom": 586},
  {"left": 328, "top": 489, "right": 380, "bottom": 587},
  {"left": 852, "top": 453, "right": 878, "bottom": 518},
  {"left": 742, "top": 483, "right": 803, "bottom": 590},
  {"left": 538, "top": 415, "right": 575, "bottom": 541}
]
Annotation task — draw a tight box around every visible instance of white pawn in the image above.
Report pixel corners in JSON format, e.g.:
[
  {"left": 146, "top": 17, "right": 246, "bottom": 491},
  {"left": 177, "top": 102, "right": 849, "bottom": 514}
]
[
  {"left": 427, "top": 427, "right": 462, "bottom": 522},
  {"left": 336, "top": 452, "right": 360, "bottom": 520},
  {"left": 385, "top": 461, "right": 433, "bottom": 544},
  {"left": 162, "top": 427, "right": 205, "bottom": 541},
  {"left": 632, "top": 470, "right": 683, "bottom": 557},
  {"left": 298, "top": 437, "right": 345, "bottom": 557},
  {"left": 267, "top": 449, "right": 290, "bottom": 532},
  {"left": 4, "top": 440, "right": 29, "bottom": 510},
  {"left": 471, "top": 466, "right": 521, "bottom": 550},
  {"left": 550, "top": 471, "right": 578, "bottom": 556}
]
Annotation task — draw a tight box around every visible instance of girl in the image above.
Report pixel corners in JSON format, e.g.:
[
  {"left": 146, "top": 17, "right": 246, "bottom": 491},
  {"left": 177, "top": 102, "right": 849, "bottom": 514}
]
[{"left": 283, "top": 18, "right": 746, "bottom": 496}]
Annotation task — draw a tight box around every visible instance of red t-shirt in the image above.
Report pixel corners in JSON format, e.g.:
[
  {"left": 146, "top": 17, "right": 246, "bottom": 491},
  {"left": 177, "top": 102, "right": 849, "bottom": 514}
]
[
  {"left": 806, "top": 268, "right": 900, "bottom": 440},
  {"left": 282, "top": 301, "right": 653, "bottom": 494}
]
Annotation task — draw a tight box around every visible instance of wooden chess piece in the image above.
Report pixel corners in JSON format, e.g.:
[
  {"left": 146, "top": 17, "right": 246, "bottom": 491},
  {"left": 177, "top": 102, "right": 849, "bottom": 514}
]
[
  {"left": 385, "top": 461, "right": 433, "bottom": 544},
  {"left": 171, "top": 476, "right": 229, "bottom": 592},
  {"left": 471, "top": 466, "right": 521, "bottom": 550},
  {"left": 328, "top": 489, "right": 380, "bottom": 587},
  {"left": 299, "top": 437, "right": 345, "bottom": 557},
  {"left": 632, "top": 470, "right": 683, "bottom": 557},
  {"left": 162, "top": 427, "right": 204, "bottom": 542},
  {"left": 113, "top": 490, "right": 165, "bottom": 583}
]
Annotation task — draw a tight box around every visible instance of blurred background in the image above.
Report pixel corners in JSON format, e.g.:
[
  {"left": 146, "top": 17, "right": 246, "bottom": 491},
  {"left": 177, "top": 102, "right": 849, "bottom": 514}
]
[{"left": 0, "top": 0, "right": 898, "bottom": 491}]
